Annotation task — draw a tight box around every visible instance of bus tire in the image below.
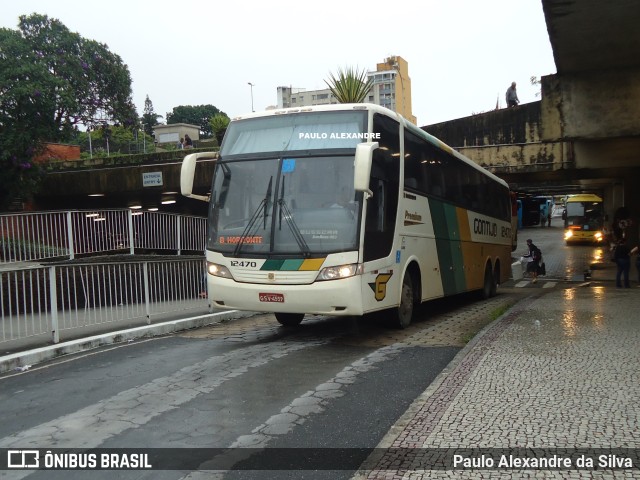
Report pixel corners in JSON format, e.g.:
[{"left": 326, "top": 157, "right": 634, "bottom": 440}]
[
  {"left": 491, "top": 263, "right": 499, "bottom": 297},
  {"left": 390, "top": 273, "right": 414, "bottom": 329},
  {"left": 275, "top": 312, "right": 304, "bottom": 327},
  {"left": 481, "top": 264, "right": 494, "bottom": 300}
]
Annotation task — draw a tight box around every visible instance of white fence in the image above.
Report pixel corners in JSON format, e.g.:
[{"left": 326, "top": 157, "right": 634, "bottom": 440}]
[
  {"left": 1, "top": 258, "right": 209, "bottom": 345},
  {"left": 0, "top": 209, "right": 211, "bottom": 347},
  {"left": 0, "top": 209, "right": 207, "bottom": 263}
]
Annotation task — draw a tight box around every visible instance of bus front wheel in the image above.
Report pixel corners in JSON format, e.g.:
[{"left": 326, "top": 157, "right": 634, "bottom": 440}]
[
  {"left": 390, "top": 273, "right": 414, "bottom": 329},
  {"left": 275, "top": 312, "right": 304, "bottom": 327}
]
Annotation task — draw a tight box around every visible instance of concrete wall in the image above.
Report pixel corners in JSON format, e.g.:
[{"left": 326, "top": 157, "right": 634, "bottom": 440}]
[
  {"left": 424, "top": 102, "right": 543, "bottom": 147},
  {"left": 422, "top": 102, "right": 567, "bottom": 172},
  {"left": 541, "top": 68, "right": 640, "bottom": 140},
  {"left": 456, "top": 141, "right": 568, "bottom": 174}
]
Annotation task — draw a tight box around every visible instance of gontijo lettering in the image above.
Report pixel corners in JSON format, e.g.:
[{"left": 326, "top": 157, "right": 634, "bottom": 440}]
[
  {"left": 473, "top": 219, "right": 512, "bottom": 239},
  {"left": 473, "top": 219, "right": 497, "bottom": 237}
]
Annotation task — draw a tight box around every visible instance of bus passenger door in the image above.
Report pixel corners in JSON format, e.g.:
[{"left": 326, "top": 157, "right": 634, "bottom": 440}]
[{"left": 361, "top": 113, "right": 400, "bottom": 312}]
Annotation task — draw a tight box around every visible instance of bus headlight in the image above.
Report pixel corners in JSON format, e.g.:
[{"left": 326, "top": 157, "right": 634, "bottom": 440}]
[
  {"left": 207, "top": 262, "right": 233, "bottom": 279},
  {"left": 594, "top": 231, "right": 603, "bottom": 241},
  {"left": 564, "top": 230, "right": 573, "bottom": 240},
  {"left": 316, "top": 263, "right": 363, "bottom": 281}
]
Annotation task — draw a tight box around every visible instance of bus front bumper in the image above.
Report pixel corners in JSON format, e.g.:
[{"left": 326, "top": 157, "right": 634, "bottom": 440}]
[
  {"left": 208, "top": 276, "right": 365, "bottom": 316},
  {"left": 564, "top": 229, "right": 605, "bottom": 244}
]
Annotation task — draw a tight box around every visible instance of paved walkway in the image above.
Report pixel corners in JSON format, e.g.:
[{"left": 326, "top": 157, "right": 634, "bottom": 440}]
[
  {"left": 355, "top": 286, "right": 640, "bottom": 478},
  {"left": 354, "top": 226, "right": 640, "bottom": 478}
]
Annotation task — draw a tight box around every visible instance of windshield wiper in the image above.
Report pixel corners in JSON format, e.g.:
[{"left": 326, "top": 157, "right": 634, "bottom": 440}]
[
  {"left": 278, "top": 177, "right": 310, "bottom": 256},
  {"left": 263, "top": 176, "right": 272, "bottom": 229},
  {"left": 233, "top": 177, "right": 273, "bottom": 256}
]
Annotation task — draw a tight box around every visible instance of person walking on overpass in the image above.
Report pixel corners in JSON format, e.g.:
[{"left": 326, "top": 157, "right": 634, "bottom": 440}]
[{"left": 506, "top": 82, "right": 520, "bottom": 108}]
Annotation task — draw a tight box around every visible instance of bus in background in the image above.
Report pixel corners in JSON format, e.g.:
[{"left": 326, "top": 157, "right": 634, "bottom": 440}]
[
  {"left": 516, "top": 198, "right": 523, "bottom": 230},
  {"left": 520, "top": 197, "right": 542, "bottom": 226},
  {"left": 562, "top": 194, "right": 606, "bottom": 244},
  {"left": 181, "top": 104, "right": 513, "bottom": 329}
]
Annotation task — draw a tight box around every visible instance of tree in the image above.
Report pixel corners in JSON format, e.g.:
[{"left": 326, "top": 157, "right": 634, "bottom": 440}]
[
  {"left": 209, "top": 113, "right": 230, "bottom": 146},
  {"left": 0, "top": 27, "right": 57, "bottom": 208},
  {"left": 16, "top": 14, "right": 138, "bottom": 136},
  {"left": 530, "top": 76, "right": 542, "bottom": 98},
  {"left": 141, "top": 95, "right": 162, "bottom": 136},
  {"left": 166, "top": 105, "right": 226, "bottom": 139},
  {"left": 325, "top": 66, "right": 373, "bottom": 103},
  {"left": 0, "top": 13, "right": 138, "bottom": 209}
]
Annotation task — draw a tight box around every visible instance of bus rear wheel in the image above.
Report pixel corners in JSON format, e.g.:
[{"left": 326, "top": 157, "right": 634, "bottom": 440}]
[
  {"left": 275, "top": 313, "right": 304, "bottom": 327},
  {"left": 390, "top": 273, "right": 414, "bottom": 329},
  {"left": 481, "top": 264, "right": 494, "bottom": 300}
]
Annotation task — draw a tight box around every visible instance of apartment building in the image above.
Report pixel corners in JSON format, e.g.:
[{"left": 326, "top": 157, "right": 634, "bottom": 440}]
[{"left": 276, "top": 55, "right": 417, "bottom": 124}]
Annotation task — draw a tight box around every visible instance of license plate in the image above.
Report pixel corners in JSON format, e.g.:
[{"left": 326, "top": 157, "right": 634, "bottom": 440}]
[{"left": 259, "top": 293, "right": 284, "bottom": 303}]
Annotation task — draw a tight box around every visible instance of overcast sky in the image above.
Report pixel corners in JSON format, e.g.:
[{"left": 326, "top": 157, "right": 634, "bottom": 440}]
[{"left": 2, "top": 0, "right": 557, "bottom": 127}]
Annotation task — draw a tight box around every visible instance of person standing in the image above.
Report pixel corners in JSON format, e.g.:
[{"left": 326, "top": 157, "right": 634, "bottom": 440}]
[
  {"left": 522, "top": 238, "right": 541, "bottom": 283},
  {"left": 184, "top": 134, "right": 193, "bottom": 149},
  {"left": 506, "top": 82, "right": 520, "bottom": 108},
  {"left": 613, "top": 239, "right": 631, "bottom": 288}
]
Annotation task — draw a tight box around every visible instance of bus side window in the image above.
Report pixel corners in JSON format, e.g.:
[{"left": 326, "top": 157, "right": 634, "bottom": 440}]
[
  {"left": 404, "top": 130, "right": 426, "bottom": 193},
  {"left": 364, "top": 114, "right": 400, "bottom": 262},
  {"left": 366, "top": 178, "right": 387, "bottom": 232}
]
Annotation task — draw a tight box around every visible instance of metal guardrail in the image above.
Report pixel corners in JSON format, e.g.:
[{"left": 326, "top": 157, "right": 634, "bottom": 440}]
[
  {"left": 0, "top": 209, "right": 207, "bottom": 264},
  {"left": 1, "top": 258, "right": 209, "bottom": 345},
  {"left": 0, "top": 209, "right": 211, "bottom": 346}
]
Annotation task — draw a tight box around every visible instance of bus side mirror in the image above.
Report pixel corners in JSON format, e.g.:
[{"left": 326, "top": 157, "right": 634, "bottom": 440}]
[
  {"left": 354, "top": 142, "right": 378, "bottom": 197},
  {"left": 180, "top": 152, "right": 217, "bottom": 202}
]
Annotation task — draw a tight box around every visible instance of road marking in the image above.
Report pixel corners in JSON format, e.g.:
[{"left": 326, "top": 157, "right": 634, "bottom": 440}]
[
  {"left": 0, "top": 339, "right": 327, "bottom": 471},
  {"left": 543, "top": 282, "right": 557, "bottom": 288},
  {"left": 515, "top": 281, "right": 530, "bottom": 288}
]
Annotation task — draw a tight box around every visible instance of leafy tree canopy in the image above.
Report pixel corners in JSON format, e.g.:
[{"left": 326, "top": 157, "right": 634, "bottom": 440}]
[
  {"left": 0, "top": 27, "right": 56, "bottom": 208},
  {"left": 325, "top": 66, "right": 373, "bottom": 104},
  {"left": 166, "top": 104, "right": 226, "bottom": 139},
  {"left": 16, "top": 13, "right": 138, "bottom": 135},
  {"left": 0, "top": 13, "right": 138, "bottom": 209}
]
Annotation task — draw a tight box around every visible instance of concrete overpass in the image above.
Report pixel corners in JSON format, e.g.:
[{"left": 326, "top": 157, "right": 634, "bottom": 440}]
[{"left": 425, "top": 0, "right": 640, "bottom": 223}]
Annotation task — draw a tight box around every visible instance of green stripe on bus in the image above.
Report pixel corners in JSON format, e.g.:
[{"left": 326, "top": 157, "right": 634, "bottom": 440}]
[
  {"left": 260, "top": 259, "right": 307, "bottom": 271},
  {"left": 429, "top": 199, "right": 467, "bottom": 295},
  {"left": 261, "top": 259, "right": 284, "bottom": 270},
  {"left": 281, "top": 259, "right": 305, "bottom": 270}
]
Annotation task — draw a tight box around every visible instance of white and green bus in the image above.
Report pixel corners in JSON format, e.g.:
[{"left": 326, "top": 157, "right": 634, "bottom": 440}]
[{"left": 181, "top": 104, "right": 513, "bottom": 328}]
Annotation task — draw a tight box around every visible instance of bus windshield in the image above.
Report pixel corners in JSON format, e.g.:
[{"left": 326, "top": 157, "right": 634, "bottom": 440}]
[
  {"left": 565, "top": 201, "right": 604, "bottom": 228},
  {"left": 221, "top": 111, "right": 367, "bottom": 156},
  {"left": 207, "top": 155, "right": 360, "bottom": 256}
]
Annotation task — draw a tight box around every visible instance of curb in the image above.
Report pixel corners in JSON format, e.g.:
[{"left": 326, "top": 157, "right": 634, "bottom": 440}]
[
  {"left": 352, "top": 293, "right": 536, "bottom": 477},
  {"left": 0, "top": 310, "right": 255, "bottom": 374}
]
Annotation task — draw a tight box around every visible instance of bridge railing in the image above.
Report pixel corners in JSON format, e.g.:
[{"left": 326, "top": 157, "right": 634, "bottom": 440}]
[
  {"left": 0, "top": 209, "right": 207, "bottom": 264},
  {"left": 0, "top": 257, "right": 209, "bottom": 346}
]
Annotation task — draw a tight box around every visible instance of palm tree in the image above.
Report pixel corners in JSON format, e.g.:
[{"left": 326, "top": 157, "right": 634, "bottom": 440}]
[
  {"left": 325, "top": 66, "right": 373, "bottom": 103},
  {"left": 209, "top": 113, "right": 230, "bottom": 147}
]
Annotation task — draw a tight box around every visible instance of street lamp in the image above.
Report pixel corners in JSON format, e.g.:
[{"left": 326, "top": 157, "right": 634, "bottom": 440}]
[{"left": 248, "top": 82, "right": 255, "bottom": 112}]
